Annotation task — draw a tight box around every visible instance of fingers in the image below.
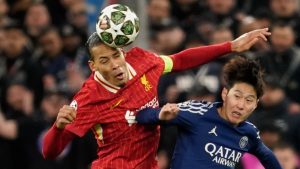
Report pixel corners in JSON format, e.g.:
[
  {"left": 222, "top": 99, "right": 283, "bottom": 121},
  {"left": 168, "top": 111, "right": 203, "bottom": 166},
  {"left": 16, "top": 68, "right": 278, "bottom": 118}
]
[
  {"left": 232, "top": 27, "right": 271, "bottom": 52},
  {"left": 159, "top": 103, "right": 179, "bottom": 120},
  {"left": 56, "top": 105, "right": 77, "bottom": 129},
  {"left": 247, "top": 38, "right": 259, "bottom": 49},
  {"left": 250, "top": 28, "right": 271, "bottom": 41}
]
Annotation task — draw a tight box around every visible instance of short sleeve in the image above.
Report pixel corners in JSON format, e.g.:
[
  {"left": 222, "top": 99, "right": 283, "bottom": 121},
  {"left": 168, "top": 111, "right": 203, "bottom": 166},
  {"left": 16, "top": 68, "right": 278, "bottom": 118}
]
[{"left": 65, "top": 90, "right": 97, "bottom": 137}]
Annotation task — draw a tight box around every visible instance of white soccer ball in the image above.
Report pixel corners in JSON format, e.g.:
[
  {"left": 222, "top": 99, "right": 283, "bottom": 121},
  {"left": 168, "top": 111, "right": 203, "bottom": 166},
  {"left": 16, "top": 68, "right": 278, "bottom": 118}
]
[{"left": 96, "top": 4, "right": 140, "bottom": 48}]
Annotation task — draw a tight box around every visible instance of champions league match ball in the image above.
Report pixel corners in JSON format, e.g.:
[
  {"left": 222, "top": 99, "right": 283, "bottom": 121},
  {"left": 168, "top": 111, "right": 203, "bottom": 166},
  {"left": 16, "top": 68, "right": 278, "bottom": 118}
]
[{"left": 96, "top": 4, "right": 140, "bottom": 48}]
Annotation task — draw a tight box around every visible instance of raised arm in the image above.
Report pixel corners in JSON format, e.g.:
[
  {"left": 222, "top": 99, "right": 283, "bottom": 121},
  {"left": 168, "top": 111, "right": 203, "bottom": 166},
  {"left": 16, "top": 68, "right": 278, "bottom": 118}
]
[{"left": 169, "top": 28, "right": 271, "bottom": 72}]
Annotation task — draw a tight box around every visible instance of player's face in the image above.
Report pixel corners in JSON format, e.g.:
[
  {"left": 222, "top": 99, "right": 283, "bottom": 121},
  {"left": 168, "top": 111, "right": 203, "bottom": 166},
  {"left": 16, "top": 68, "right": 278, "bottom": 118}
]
[
  {"left": 220, "top": 82, "right": 258, "bottom": 126},
  {"left": 89, "top": 44, "right": 129, "bottom": 87}
]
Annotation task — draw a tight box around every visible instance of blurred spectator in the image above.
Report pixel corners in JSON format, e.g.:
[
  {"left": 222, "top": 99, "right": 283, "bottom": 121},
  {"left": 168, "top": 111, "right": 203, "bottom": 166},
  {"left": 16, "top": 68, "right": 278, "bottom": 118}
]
[
  {"left": 0, "top": 0, "right": 13, "bottom": 27},
  {"left": 184, "top": 32, "right": 207, "bottom": 49},
  {"left": 24, "top": 2, "right": 51, "bottom": 46},
  {"left": 170, "top": 0, "right": 203, "bottom": 29},
  {"left": 0, "top": 82, "right": 35, "bottom": 169},
  {"left": 273, "top": 142, "right": 300, "bottom": 169},
  {"left": 150, "top": 20, "right": 186, "bottom": 54},
  {"left": 0, "top": 91, "right": 97, "bottom": 169},
  {"left": 186, "top": 84, "right": 216, "bottom": 102},
  {"left": 203, "top": 0, "right": 241, "bottom": 35},
  {"left": 60, "top": 24, "right": 90, "bottom": 76},
  {"left": 193, "top": 18, "right": 216, "bottom": 45},
  {"left": 147, "top": 0, "right": 171, "bottom": 30},
  {"left": 211, "top": 26, "right": 234, "bottom": 44},
  {"left": 250, "top": 76, "right": 290, "bottom": 124},
  {"left": 7, "top": 0, "right": 32, "bottom": 23},
  {"left": 0, "top": 23, "right": 43, "bottom": 110},
  {"left": 37, "top": 26, "right": 68, "bottom": 92},
  {"left": 157, "top": 149, "right": 171, "bottom": 169},
  {"left": 258, "top": 23, "right": 300, "bottom": 107},
  {"left": 0, "top": 27, "right": 5, "bottom": 54},
  {"left": 269, "top": 0, "right": 300, "bottom": 46},
  {"left": 60, "top": 0, "right": 84, "bottom": 8},
  {"left": 5, "top": 82, "right": 34, "bottom": 117},
  {"left": 66, "top": 1, "right": 88, "bottom": 41}
]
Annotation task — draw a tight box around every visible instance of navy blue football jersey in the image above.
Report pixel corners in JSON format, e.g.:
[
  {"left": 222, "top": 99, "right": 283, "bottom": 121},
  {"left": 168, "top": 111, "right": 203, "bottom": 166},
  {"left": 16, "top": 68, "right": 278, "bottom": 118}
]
[{"left": 137, "top": 100, "right": 282, "bottom": 169}]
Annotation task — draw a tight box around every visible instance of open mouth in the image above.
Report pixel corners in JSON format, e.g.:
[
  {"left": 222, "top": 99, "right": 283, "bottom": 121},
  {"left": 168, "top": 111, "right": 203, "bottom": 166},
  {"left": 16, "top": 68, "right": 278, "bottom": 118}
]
[
  {"left": 231, "top": 111, "right": 242, "bottom": 119},
  {"left": 115, "top": 72, "right": 124, "bottom": 80}
]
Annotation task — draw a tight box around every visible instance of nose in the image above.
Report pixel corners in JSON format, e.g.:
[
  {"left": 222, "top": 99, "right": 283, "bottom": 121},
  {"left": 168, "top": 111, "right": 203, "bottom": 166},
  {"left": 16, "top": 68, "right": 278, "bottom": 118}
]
[
  {"left": 237, "top": 99, "right": 245, "bottom": 110},
  {"left": 110, "top": 59, "right": 119, "bottom": 69}
]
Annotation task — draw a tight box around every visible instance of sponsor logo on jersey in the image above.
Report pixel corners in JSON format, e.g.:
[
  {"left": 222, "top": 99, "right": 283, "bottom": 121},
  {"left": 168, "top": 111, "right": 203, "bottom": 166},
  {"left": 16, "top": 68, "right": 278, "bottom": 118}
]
[
  {"left": 125, "top": 110, "right": 136, "bottom": 126},
  {"left": 110, "top": 99, "right": 123, "bottom": 110},
  {"left": 239, "top": 136, "right": 248, "bottom": 149},
  {"left": 125, "top": 97, "right": 159, "bottom": 126},
  {"left": 208, "top": 126, "right": 218, "bottom": 136},
  {"left": 205, "top": 142, "right": 242, "bottom": 168},
  {"left": 136, "top": 97, "right": 159, "bottom": 112},
  {"left": 140, "top": 74, "right": 152, "bottom": 91}
]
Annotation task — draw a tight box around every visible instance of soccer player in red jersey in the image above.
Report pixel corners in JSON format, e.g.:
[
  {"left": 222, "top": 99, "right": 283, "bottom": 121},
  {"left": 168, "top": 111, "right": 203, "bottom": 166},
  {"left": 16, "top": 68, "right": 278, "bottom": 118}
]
[{"left": 42, "top": 28, "right": 270, "bottom": 169}]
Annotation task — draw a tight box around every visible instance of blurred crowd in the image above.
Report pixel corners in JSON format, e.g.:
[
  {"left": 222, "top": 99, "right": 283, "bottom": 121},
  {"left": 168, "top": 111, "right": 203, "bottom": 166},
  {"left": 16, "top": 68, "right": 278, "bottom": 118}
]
[{"left": 1, "top": 0, "right": 300, "bottom": 169}]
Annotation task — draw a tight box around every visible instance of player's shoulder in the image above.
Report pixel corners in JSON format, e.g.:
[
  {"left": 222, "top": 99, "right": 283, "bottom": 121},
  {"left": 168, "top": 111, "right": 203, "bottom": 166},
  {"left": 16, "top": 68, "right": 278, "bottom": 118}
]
[
  {"left": 127, "top": 47, "right": 161, "bottom": 58},
  {"left": 177, "top": 100, "right": 215, "bottom": 115},
  {"left": 72, "top": 75, "right": 106, "bottom": 106},
  {"left": 243, "top": 121, "right": 260, "bottom": 139}
]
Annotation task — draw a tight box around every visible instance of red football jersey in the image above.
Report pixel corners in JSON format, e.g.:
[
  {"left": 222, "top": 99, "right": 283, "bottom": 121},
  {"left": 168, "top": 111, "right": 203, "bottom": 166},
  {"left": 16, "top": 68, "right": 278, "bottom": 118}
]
[{"left": 66, "top": 47, "right": 165, "bottom": 169}]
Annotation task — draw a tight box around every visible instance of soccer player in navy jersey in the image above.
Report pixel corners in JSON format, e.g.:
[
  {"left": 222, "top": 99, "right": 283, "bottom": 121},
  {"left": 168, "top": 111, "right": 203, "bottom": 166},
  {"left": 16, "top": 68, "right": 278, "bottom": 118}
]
[
  {"left": 137, "top": 56, "right": 282, "bottom": 169},
  {"left": 42, "top": 29, "right": 270, "bottom": 169}
]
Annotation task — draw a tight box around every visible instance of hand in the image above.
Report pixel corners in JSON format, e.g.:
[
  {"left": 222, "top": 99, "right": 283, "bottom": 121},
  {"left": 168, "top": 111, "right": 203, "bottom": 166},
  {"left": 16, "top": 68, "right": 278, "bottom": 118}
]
[
  {"left": 231, "top": 28, "right": 271, "bottom": 52},
  {"left": 159, "top": 103, "right": 180, "bottom": 121},
  {"left": 55, "top": 105, "right": 76, "bottom": 129}
]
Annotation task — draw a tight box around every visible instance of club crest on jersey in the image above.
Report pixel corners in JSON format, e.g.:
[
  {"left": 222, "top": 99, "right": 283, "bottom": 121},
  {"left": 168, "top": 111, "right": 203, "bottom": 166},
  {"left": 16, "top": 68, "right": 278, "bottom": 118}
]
[
  {"left": 70, "top": 100, "right": 78, "bottom": 110},
  {"left": 140, "top": 74, "right": 152, "bottom": 91},
  {"left": 239, "top": 136, "right": 248, "bottom": 149}
]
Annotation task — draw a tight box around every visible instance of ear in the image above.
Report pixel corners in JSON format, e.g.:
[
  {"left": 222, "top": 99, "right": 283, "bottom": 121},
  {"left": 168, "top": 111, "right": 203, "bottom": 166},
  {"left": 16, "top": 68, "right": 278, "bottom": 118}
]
[
  {"left": 221, "top": 87, "right": 228, "bottom": 102},
  {"left": 253, "top": 99, "right": 259, "bottom": 110},
  {"left": 88, "top": 60, "right": 95, "bottom": 72}
]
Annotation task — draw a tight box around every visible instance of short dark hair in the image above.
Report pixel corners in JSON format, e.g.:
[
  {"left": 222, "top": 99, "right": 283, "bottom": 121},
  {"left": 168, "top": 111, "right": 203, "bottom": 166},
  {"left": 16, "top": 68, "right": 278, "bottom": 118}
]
[
  {"left": 85, "top": 32, "right": 103, "bottom": 60},
  {"left": 271, "top": 22, "right": 295, "bottom": 34},
  {"left": 222, "top": 56, "right": 265, "bottom": 98}
]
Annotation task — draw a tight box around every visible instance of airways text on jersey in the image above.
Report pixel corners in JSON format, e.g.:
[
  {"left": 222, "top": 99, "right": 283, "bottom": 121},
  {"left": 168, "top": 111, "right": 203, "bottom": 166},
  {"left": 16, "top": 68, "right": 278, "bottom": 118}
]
[{"left": 205, "top": 143, "right": 242, "bottom": 168}]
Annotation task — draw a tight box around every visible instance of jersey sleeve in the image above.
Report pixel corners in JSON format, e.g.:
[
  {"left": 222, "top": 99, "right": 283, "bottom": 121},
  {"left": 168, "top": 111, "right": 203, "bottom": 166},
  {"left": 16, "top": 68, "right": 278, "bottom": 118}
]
[
  {"left": 137, "top": 100, "right": 209, "bottom": 129},
  {"left": 65, "top": 89, "right": 97, "bottom": 137},
  {"left": 169, "top": 42, "right": 231, "bottom": 72},
  {"left": 248, "top": 124, "right": 282, "bottom": 169},
  {"left": 43, "top": 124, "right": 76, "bottom": 159},
  {"left": 136, "top": 107, "right": 195, "bottom": 128}
]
